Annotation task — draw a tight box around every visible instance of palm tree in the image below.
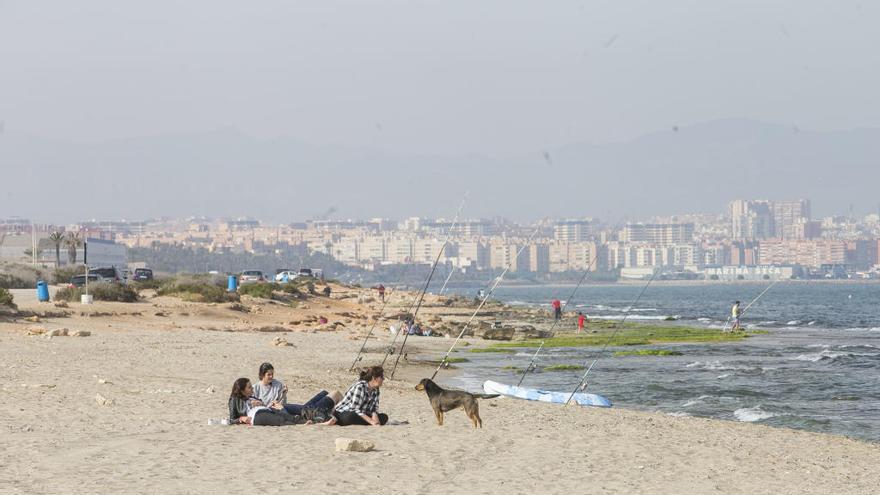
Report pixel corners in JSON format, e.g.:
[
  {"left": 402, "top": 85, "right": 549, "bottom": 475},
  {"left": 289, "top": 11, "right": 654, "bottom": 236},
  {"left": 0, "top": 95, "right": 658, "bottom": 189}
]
[
  {"left": 49, "top": 231, "right": 64, "bottom": 266},
  {"left": 65, "top": 232, "right": 82, "bottom": 265}
]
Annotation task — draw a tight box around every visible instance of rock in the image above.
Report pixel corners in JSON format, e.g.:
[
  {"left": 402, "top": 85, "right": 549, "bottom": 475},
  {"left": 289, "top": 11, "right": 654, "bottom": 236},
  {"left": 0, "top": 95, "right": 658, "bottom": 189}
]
[
  {"left": 25, "top": 315, "right": 41, "bottom": 323},
  {"left": 46, "top": 328, "right": 69, "bottom": 337},
  {"left": 271, "top": 337, "right": 293, "bottom": 347},
  {"left": 71, "top": 330, "right": 91, "bottom": 337},
  {"left": 476, "top": 327, "right": 515, "bottom": 341},
  {"left": 95, "top": 393, "right": 114, "bottom": 406},
  {"left": 205, "top": 386, "right": 216, "bottom": 394},
  {"left": 256, "top": 325, "right": 287, "bottom": 333},
  {"left": 154, "top": 311, "right": 168, "bottom": 317},
  {"left": 54, "top": 301, "right": 69, "bottom": 308},
  {"left": 335, "top": 438, "right": 375, "bottom": 452},
  {"left": 26, "top": 326, "right": 47, "bottom": 336}
]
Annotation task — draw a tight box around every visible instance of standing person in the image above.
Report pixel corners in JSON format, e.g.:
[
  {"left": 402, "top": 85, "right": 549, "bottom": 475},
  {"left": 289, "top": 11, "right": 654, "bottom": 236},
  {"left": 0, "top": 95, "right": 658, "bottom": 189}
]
[
  {"left": 552, "top": 299, "right": 562, "bottom": 321},
  {"left": 321, "top": 366, "right": 389, "bottom": 426},
  {"left": 377, "top": 284, "right": 386, "bottom": 302},
  {"left": 731, "top": 301, "right": 743, "bottom": 331},
  {"left": 577, "top": 311, "right": 586, "bottom": 334}
]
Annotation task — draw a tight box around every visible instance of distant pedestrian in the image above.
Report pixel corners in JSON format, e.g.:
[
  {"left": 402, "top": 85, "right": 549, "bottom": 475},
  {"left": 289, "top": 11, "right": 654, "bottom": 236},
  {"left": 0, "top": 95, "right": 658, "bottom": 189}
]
[
  {"left": 377, "top": 284, "right": 386, "bottom": 302},
  {"left": 731, "top": 301, "right": 743, "bottom": 331},
  {"left": 577, "top": 312, "right": 586, "bottom": 334},
  {"left": 552, "top": 299, "right": 562, "bottom": 321},
  {"left": 323, "top": 285, "right": 332, "bottom": 297}
]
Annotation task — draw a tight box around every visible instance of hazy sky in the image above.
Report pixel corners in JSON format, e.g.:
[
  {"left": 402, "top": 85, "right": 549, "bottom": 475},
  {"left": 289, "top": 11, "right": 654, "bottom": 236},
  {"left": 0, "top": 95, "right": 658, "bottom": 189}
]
[{"left": 2, "top": 0, "right": 879, "bottom": 155}]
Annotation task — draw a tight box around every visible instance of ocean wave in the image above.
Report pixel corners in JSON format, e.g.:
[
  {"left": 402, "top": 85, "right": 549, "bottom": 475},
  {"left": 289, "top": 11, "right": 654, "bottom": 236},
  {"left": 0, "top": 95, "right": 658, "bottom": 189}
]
[
  {"left": 666, "top": 411, "right": 691, "bottom": 418},
  {"left": 685, "top": 361, "right": 775, "bottom": 373},
  {"left": 842, "top": 327, "right": 880, "bottom": 333},
  {"left": 790, "top": 350, "right": 878, "bottom": 362},
  {"left": 716, "top": 373, "right": 730, "bottom": 379},
  {"left": 592, "top": 305, "right": 657, "bottom": 313},
  {"left": 734, "top": 406, "right": 778, "bottom": 422},
  {"left": 681, "top": 395, "right": 712, "bottom": 408},
  {"left": 786, "top": 320, "right": 801, "bottom": 326}
]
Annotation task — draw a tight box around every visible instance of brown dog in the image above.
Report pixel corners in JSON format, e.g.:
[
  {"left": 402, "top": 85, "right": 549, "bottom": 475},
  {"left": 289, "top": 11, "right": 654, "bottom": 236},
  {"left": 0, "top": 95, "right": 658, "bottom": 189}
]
[{"left": 415, "top": 378, "right": 499, "bottom": 428}]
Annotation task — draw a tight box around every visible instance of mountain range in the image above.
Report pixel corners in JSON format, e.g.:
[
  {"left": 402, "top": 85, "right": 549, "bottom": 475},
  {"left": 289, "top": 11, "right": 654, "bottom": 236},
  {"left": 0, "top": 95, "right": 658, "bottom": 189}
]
[{"left": 2, "top": 118, "right": 878, "bottom": 223}]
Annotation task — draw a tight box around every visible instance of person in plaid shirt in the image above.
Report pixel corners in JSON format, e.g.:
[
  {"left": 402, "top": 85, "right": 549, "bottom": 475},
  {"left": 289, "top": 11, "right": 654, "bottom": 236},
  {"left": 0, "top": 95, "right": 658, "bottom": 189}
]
[{"left": 322, "top": 366, "right": 389, "bottom": 426}]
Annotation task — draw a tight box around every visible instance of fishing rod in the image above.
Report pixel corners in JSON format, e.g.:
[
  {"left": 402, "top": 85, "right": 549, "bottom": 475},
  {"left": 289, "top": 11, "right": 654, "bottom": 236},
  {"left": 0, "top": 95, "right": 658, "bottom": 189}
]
[
  {"left": 721, "top": 277, "right": 785, "bottom": 332},
  {"left": 564, "top": 268, "right": 660, "bottom": 405},
  {"left": 387, "top": 195, "right": 468, "bottom": 378},
  {"left": 429, "top": 227, "right": 541, "bottom": 380},
  {"left": 515, "top": 246, "right": 604, "bottom": 387},
  {"left": 348, "top": 265, "right": 415, "bottom": 371},
  {"left": 438, "top": 264, "right": 455, "bottom": 296}
]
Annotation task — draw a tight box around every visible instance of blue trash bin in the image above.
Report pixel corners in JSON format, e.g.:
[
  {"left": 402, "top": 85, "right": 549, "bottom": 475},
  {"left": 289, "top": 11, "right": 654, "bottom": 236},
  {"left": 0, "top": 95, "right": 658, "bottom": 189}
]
[
  {"left": 227, "top": 275, "right": 238, "bottom": 292},
  {"left": 36, "top": 280, "right": 50, "bottom": 302}
]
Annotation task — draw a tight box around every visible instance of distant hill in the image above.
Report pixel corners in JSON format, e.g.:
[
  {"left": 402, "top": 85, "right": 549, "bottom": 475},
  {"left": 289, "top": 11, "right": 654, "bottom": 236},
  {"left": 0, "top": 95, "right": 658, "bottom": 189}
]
[{"left": 2, "top": 119, "right": 878, "bottom": 222}]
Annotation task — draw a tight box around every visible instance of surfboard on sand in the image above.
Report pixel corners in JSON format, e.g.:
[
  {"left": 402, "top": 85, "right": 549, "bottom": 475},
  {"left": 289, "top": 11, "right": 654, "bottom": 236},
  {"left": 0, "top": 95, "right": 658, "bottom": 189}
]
[{"left": 482, "top": 380, "right": 612, "bottom": 408}]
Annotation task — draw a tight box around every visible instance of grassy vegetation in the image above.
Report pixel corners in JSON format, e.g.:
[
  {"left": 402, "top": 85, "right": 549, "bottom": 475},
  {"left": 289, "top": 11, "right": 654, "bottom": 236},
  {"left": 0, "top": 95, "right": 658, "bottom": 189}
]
[
  {"left": 0, "top": 287, "right": 15, "bottom": 309},
  {"left": 444, "top": 357, "right": 470, "bottom": 364},
  {"left": 501, "top": 366, "right": 522, "bottom": 371},
  {"left": 613, "top": 349, "right": 683, "bottom": 357},
  {"left": 543, "top": 364, "right": 585, "bottom": 371},
  {"left": 55, "top": 283, "right": 140, "bottom": 303},
  {"left": 156, "top": 276, "right": 238, "bottom": 303},
  {"left": 237, "top": 282, "right": 279, "bottom": 299},
  {"left": 468, "top": 347, "right": 518, "bottom": 354},
  {"left": 488, "top": 323, "right": 757, "bottom": 349}
]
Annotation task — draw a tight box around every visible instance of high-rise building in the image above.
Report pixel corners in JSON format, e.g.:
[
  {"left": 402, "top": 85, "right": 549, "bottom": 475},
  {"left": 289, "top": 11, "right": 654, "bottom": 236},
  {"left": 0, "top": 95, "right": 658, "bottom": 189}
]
[
  {"left": 622, "top": 223, "right": 694, "bottom": 246},
  {"left": 772, "top": 200, "right": 811, "bottom": 240},
  {"left": 730, "top": 200, "right": 773, "bottom": 240},
  {"left": 554, "top": 219, "right": 594, "bottom": 242}
]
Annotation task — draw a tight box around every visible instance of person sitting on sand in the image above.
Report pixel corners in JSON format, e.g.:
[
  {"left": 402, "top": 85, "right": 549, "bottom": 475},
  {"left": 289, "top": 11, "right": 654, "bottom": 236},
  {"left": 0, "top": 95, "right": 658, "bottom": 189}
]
[
  {"left": 251, "top": 362, "right": 340, "bottom": 417},
  {"left": 320, "top": 366, "right": 388, "bottom": 426},
  {"left": 227, "top": 377, "right": 301, "bottom": 426}
]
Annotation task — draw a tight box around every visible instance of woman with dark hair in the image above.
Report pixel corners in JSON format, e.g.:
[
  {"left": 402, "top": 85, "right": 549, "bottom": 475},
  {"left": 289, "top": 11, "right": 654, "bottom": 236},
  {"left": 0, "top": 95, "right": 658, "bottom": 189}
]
[
  {"left": 227, "top": 377, "right": 302, "bottom": 426},
  {"left": 321, "top": 366, "right": 389, "bottom": 426},
  {"left": 251, "top": 362, "right": 340, "bottom": 417}
]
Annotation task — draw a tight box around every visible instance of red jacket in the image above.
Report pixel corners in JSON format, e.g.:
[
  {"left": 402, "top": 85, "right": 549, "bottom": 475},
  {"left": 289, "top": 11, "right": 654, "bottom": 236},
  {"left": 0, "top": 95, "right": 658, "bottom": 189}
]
[
  {"left": 551, "top": 300, "right": 561, "bottom": 310},
  {"left": 578, "top": 314, "right": 586, "bottom": 327}
]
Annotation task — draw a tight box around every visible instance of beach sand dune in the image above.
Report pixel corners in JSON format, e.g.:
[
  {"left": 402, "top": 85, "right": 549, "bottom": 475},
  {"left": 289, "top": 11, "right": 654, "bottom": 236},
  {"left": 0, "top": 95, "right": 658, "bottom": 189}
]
[{"left": 1, "top": 291, "right": 878, "bottom": 494}]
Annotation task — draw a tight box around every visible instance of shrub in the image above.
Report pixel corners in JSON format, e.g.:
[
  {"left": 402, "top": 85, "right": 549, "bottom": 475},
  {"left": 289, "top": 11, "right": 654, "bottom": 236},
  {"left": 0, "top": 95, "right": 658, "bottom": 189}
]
[
  {"left": 55, "top": 283, "right": 139, "bottom": 302},
  {"left": 0, "top": 263, "right": 44, "bottom": 289},
  {"left": 52, "top": 265, "right": 86, "bottom": 285},
  {"left": 132, "top": 277, "right": 169, "bottom": 291},
  {"left": 90, "top": 283, "right": 139, "bottom": 302},
  {"left": 237, "top": 282, "right": 279, "bottom": 299},
  {"left": 0, "top": 288, "right": 15, "bottom": 309},
  {"left": 157, "top": 279, "right": 238, "bottom": 303},
  {"left": 55, "top": 286, "right": 83, "bottom": 302}
]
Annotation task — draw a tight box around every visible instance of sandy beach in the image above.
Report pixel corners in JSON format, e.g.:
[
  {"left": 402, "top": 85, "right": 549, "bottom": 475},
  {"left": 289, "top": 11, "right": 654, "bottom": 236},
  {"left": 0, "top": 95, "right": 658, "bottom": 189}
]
[{"left": 2, "top": 285, "right": 879, "bottom": 494}]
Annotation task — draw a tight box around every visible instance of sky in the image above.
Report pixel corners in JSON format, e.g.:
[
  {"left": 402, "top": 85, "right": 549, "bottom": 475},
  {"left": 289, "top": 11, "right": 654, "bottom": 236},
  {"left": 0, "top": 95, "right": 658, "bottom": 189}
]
[{"left": 1, "top": 0, "right": 879, "bottom": 156}]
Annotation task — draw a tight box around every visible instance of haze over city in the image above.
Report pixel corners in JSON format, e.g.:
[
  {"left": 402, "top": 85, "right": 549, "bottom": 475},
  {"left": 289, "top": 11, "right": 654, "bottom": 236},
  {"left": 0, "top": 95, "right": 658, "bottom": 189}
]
[{"left": 2, "top": 1, "right": 880, "bottom": 222}]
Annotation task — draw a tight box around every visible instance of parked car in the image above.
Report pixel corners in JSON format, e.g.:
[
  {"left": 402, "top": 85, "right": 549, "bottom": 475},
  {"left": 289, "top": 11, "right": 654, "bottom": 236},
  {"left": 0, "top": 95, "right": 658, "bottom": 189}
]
[
  {"left": 89, "top": 267, "right": 124, "bottom": 283},
  {"left": 69, "top": 274, "right": 104, "bottom": 288},
  {"left": 239, "top": 270, "right": 265, "bottom": 284},
  {"left": 274, "top": 270, "right": 299, "bottom": 283},
  {"left": 132, "top": 268, "right": 154, "bottom": 281}
]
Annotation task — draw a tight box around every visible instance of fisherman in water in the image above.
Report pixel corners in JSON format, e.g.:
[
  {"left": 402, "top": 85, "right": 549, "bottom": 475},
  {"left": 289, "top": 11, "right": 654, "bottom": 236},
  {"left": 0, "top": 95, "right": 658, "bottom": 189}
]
[{"left": 731, "top": 300, "right": 743, "bottom": 331}]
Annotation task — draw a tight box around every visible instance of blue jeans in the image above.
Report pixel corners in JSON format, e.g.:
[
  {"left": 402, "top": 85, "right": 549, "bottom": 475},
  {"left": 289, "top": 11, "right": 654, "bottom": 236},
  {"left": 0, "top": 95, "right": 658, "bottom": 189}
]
[{"left": 283, "top": 390, "right": 334, "bottom": 416}]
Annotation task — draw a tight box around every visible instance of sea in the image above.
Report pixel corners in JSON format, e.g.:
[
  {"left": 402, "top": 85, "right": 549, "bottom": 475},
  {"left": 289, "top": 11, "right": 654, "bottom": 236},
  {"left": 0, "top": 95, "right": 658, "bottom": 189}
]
[{"left": 441, "top": 282, "right": 880, "bottom": 443}]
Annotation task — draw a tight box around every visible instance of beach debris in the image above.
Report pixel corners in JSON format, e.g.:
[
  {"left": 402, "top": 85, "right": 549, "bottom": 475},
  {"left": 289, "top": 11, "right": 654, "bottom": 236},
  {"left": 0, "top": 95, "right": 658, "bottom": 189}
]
[
  {"left": 25, "top": 315, "right": 41, "bottom": 323},
  {"left": 54, "top": 301, "right": 69, "bottom": 308},
  {"left": 205, "top": 386, "right": 216, "bottom": 394},
  {"left": 271, "top": 337, "right": 293, "bottom": 347},
  {"left": 45, "top": 328, "right": 69, "bottom": 338},
  {"left": 98, "top": 379, "right": 112, "bottom": 385},
  {"left": 335, "top": 438, "right": 375, "bottom": 453},
  {"left": 26, "top": 326, "right": 47, "bottom": 336},
  {"left": 154, "top": 311, "right": 168, "bottom": 317},
  {"left": 95, "top": 393, "right": 114, "bottom": 406},
  {"left": 71, "top": 330, "right": 91, "bottom": 337}
]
